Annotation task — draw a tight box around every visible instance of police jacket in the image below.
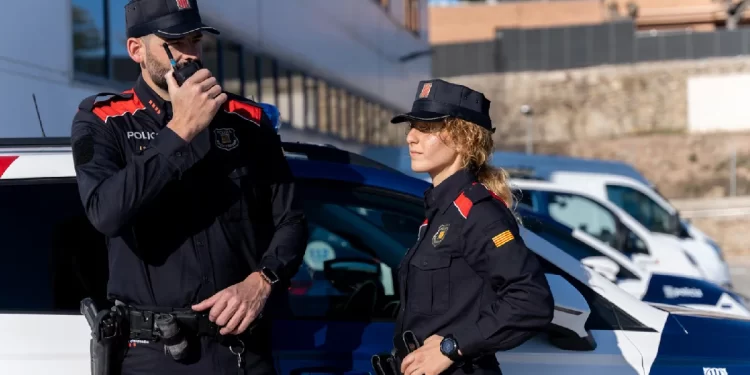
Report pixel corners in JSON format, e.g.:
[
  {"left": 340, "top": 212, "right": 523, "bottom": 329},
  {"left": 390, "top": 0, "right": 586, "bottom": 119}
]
[
  {"left": 70, "top": 75, "right": 308, "bottom": 309},
  {"left": 396, "top": 168, "right": 554, "bottom": 359}
]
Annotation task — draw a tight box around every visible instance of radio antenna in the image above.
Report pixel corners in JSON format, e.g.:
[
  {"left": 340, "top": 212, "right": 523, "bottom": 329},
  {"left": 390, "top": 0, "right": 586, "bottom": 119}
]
[{"left": 32, "top": 93, "right": 47, "bottom": 137}]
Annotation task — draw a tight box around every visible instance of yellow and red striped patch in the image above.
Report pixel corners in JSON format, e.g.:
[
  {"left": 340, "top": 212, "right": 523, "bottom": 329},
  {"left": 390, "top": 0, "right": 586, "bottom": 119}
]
[{"left": 491, "top": 230, "right": 514, "bottom": 248}]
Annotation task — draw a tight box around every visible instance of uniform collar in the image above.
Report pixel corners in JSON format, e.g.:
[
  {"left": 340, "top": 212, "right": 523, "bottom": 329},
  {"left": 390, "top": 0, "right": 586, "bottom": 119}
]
[
  {"left": 424, "top": 168, "right": 477, "bottom": 213},
  {"left": 134, "top": 75, "right": 172, "bottom": 126}
]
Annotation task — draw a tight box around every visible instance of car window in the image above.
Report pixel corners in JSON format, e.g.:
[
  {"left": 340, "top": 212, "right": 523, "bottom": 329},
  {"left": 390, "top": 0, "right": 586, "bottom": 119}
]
[
  {"left": 606, "top": 184, "right": 674, "bottom": 235},
  {"left": 542, "top": 191, "right": 619, "bottom": 249},
  {"left": 514, "top": 189, "right": 535, "bottom": 209},
  {"left": 521, "top": 216, "right": 639, "bottom": 281},
  {"left": 287, "top": 181, "right": 423, "bottom": 321},
  {"left": 0, "top": 179, "right": 108, "bottom": 313}
]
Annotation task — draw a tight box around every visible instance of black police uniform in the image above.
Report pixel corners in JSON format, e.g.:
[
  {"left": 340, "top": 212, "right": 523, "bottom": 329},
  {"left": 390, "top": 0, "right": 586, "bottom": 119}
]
[
  {"left": 70, "top": 1, "right": 308, "bottom": 374},
  {"left": 391, "top": 80, "right": 554, "bottom": 374}
]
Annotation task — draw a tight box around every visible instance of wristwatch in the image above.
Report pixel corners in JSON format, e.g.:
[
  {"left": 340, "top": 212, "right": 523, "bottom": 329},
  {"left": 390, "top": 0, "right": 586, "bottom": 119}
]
[
  {"left": 439, "top": 334, "right": 462, "bottom": 362},
  {"left": 259, "top": 267, "right": 279, "bottom": 286}
]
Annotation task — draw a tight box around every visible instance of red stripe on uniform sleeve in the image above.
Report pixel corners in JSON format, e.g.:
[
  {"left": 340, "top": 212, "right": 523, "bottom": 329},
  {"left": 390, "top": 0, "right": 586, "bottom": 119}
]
[{"left": 0, "top": 156, "right": 19, "bottom": 177}]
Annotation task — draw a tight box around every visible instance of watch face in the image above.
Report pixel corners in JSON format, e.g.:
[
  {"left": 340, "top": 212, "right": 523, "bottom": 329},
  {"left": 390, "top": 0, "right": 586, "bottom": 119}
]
[
  {"left": 440, "top": 338, "right": 455, "bottom": 354},
  {"left": 262, "top": 268, "right": 279, "bottom": 283}
]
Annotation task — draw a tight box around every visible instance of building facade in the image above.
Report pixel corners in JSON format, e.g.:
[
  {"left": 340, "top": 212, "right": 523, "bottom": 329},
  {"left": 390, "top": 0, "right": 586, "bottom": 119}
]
[{"left": 1, "top": 0, "right": 431, "bottom": 145}]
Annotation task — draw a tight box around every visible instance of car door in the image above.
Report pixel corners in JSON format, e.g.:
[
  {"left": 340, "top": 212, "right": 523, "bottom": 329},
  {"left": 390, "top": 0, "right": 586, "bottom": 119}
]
[{"left": 270, "top": 180, "right": 424, "bottom": 375}]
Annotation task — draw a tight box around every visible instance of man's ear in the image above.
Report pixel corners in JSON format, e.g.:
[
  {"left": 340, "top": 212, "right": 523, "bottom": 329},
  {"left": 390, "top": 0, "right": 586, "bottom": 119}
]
[{"left": 126, "top": 36, "right": 146, "bottom": 64}]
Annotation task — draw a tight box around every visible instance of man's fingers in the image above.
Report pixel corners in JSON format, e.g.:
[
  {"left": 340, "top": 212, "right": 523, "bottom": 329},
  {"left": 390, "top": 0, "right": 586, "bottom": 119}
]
[
  {"left": 183, "top": 68, "right": 212, "bottom": 86},
  {"left": 208, "top": 294, "right": 230, "bottom": 322},
  {"left": 164, "top": 68, "right": 178, "bottom": 91},
  {"left": 234, "top": 308, "right": 259, "bottom": 335},
  {"left": 221, "top": 304, "right": 248, "bottom": 335},
  {"left": 205, "top": 84, "right": 222, "bottom": 100},
  {"left": 192, "top": 292, "right": 220, "bottom": 311},
  {"left": 401, "top": 353, "right": 415, "bottom": 373},
  {"left": 198, "top": 76, "right": 218, "bottom": 92},
  {"left": 215, "top": 298, "right": 239, "bottom": 327}
]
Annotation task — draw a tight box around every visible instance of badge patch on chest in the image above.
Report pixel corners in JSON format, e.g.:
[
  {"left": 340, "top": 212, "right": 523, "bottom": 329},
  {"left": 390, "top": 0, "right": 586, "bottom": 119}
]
[
  {"left": 214, "top": 128, "right": 239, "bottom": 151},
  {"left": 432, "top": 224, "right": 450, "bottom": 247}
]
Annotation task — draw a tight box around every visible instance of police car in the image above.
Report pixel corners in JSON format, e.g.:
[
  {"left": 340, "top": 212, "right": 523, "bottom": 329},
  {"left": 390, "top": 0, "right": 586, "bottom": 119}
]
[
  {"left": 1, "top": 138, "right": 749, "bottom": 375},
  {"left": 516, "top": 205, "right": 750, "bottom": 317},
  {"left": 546, "top": 171, "right": 731, "bottom": 289},
  {"left": 510, "top": 179, "right": 716, "bottom": 283}
]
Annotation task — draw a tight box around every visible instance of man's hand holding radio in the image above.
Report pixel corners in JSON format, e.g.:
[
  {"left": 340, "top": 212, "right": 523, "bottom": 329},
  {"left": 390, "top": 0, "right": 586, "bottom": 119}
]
[{"left": 166, "top": 68, "right": 227, "bottom": 142}]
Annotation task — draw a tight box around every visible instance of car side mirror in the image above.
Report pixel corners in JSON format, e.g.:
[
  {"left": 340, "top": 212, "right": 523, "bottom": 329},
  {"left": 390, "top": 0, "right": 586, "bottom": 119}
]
[
  {"left": 323, "top": 258, "right": 381, "bottom": 293},
  {"left": 581, "top": 256, "right": 620, "bottom": 282},
  {"left": 545, "top": 274, "right": 597, "bottom": 351}
]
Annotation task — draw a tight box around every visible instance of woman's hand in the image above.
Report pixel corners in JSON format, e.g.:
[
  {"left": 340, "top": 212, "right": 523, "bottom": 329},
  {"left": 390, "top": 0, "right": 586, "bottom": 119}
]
[{"left": 400, "top": 335, "right": 455, "bottom": 375}]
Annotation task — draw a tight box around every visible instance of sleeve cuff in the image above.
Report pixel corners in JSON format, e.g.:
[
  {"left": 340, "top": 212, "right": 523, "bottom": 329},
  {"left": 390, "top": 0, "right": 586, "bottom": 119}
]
[
  {"left": 151, "top": 127, "right": 193, "bottom": 173},
  {"left": 452, "top": 322, "right": 485, "bottom": 358}
]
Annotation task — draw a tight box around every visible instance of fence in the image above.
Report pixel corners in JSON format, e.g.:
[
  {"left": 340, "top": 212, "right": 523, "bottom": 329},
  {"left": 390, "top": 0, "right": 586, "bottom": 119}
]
[{"left": 432, "top": 20, "right": 750, "bottom": 77}]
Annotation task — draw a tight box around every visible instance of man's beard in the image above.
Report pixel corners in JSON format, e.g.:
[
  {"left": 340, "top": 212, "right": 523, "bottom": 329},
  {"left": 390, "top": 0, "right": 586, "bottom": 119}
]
[{"left": 142, "top": 48, "right": 190, "bottom": 92}]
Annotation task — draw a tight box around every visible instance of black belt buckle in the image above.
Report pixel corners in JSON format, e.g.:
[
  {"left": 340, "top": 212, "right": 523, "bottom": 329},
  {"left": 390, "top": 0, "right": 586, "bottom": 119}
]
[
  {"left": 128, "top": 310, "right": 157, "bottom": 341},
  {"left": 195, "top": 312, "right": 220, "bottom": 337}
]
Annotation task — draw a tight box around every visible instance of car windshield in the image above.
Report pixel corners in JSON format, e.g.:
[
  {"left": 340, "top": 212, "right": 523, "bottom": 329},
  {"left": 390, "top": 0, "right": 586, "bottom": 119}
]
[{"left": 520, "top": 214, "right": 639, "bottom": 281}]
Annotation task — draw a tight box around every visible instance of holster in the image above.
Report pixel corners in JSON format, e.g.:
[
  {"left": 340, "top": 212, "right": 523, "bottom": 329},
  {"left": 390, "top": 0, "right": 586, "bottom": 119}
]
[
  {"left": 370, "top": 330, "right": 423, "bottom": 375},
  {"left": 82, "top": 299, "right": 128, "bottom": 375}
]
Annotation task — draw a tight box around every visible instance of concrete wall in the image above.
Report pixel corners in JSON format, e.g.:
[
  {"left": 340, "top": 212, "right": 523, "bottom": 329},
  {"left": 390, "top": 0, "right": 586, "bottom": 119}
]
[{"left": 442, "top": 57, "right": 750, "bottom": 145}]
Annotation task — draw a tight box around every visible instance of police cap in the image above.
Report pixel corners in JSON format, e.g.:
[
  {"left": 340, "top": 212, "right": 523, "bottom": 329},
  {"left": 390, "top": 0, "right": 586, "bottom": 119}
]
[
  {"left": 125, "top": 0, "right": 219, "bottom": 40},
  {"left": 391, "top": 79, "right": 494, "bottom": 132}
]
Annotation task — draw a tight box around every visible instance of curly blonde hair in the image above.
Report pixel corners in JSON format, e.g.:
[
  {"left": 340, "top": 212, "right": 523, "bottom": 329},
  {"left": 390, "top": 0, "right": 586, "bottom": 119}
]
[{"left": 412, "top": 118, "right": 514, "bottom": 208}]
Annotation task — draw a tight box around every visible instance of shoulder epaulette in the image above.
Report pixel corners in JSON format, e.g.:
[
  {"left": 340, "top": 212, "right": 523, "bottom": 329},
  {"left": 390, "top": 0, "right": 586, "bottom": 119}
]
[
  {"left": 224, "top": 93, "right": 263, "bottom": 126},
  {"left": 78, "top": 89, "right": 144, "bottom": 123},
  {"left": 453, "top": 183, "right": 507, "bottom": 219},
  {"left": 78, "top": 91, "right": 134, "bottom": 112}
]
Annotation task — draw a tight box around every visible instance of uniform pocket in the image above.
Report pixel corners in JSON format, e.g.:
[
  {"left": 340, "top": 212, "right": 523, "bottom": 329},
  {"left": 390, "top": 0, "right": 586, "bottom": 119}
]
[{"left": 408, "top": 253, "right": 451, "bottom": 315}]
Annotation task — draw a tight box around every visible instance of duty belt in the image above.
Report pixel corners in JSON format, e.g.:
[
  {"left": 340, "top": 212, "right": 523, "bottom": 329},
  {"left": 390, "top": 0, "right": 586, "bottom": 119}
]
[{"left": 125, "top": 307, "right": 220, "bottom": 342}]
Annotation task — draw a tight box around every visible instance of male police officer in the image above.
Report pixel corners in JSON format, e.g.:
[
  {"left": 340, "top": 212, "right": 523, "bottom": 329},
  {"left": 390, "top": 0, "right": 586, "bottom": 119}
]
[{"left": 70, "top": 0, "right": 308, "bottom": 374}]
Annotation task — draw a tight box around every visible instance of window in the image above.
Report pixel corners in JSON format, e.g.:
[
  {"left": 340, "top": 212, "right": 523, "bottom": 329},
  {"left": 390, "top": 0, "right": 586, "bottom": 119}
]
[
  {"left": 544, "top": 192, "right": 619, "bottom": 249},
  {"left": 514, "top": 189, "right": 535, "bottom": 209},
  {"left": 109, "top": 0, "right": 139, "bottom": 82},
  {"left": 72, "top": 0, "right": 106, "bottom": 78},
  {"left": 521, "top": 216, "right": 639, "bottom": 281},
  {"left": 290, "top": 71, "right": 306, "bottom": 129},
  {"left": 405, "top": 0, "right": 421, "bottom": 35},
  {"left": 286, "top": 181, "right": 424, "bottom": 320},
  {"left": 221, "top": 41, "right": 242, "bottom": 95},
  {"left": 606, "top": 185, "right": 674, "bottom": 235},
  {"left": 243, "top": 52, "right": 260, "bottom": 101},
  {"left": 0, "top": 179, "right": 108, "bottom": 313},
  {"left": 201, "top": 34, "right": 219, "bottom": 79}
]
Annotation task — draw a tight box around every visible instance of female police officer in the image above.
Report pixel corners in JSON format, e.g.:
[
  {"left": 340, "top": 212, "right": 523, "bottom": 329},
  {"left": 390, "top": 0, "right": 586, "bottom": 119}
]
[{"left": 391, "top": 79, "right": 554, "bottom": 375}]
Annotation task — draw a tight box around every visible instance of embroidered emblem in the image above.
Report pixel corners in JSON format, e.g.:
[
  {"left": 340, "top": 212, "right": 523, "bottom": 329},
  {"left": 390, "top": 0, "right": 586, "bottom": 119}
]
[
  {"left": 432, "top": 224, "right": 449, "bottom": 247},
  {"left": 176, "top": 0, "right": 191, "bottom": 10},
  {"left": 419, "top": 83, "right": 432, "bottom": 99},
  {"left": 214, "top": 128, "right": 239, "bottom": 151},
  {"left": 492, "top": 230, "right": 514, "bottom": 248}
]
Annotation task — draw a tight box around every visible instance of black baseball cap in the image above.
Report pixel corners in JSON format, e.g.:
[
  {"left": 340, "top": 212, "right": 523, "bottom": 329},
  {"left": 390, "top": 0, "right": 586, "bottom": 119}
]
[
  {"left": 125, "top": 0, "right": 219, "bottom": 40},
  {"left": 391, "top": 79, "right": 494, "bottom": 132}
]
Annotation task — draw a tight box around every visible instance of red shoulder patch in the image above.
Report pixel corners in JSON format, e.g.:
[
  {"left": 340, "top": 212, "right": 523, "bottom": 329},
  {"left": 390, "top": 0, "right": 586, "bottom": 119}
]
[
  {"left": 453, "top": 192, "right": 473, "bottom": 219},
  {"left": 91, "top": 89, "right": 145, "bottom": 122},
  {"left": 225, "top": 99, "right": 262, "bottom": 125}
]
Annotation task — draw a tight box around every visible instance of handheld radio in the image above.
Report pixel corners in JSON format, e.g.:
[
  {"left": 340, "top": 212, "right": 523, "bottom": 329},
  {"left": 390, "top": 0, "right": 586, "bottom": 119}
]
[{"left": 163, "top": 43, "right": 203, "bottom": 86}]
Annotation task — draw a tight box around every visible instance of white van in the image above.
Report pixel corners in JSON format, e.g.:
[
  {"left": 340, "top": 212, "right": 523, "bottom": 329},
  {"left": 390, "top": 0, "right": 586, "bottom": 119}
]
[
  {"left": 547, "top": 171, "right": 732, "bottom": 288},
  {"left": 511, "top": 179, "right": 709, "bottom": 283}
]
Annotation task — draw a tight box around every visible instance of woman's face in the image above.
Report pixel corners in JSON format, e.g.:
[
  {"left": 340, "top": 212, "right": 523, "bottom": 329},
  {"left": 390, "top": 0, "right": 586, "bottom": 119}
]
[{"left": 406, "top": 121, "right": 461, "bottom": 177}]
